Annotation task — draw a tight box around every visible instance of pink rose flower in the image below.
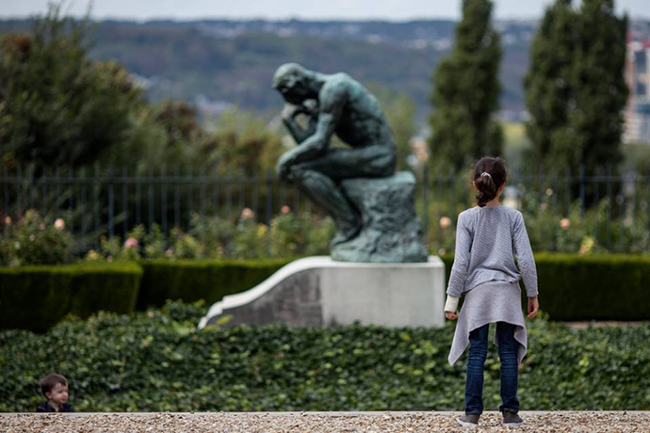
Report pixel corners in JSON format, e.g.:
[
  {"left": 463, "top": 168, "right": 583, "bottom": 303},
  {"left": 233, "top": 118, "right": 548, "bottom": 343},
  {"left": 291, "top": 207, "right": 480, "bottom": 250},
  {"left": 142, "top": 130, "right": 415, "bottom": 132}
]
[
  {"left": 54, "top": 218, "right": 65, "bottom": 231},
  {"left": 439, "top": 216, "right": 452, "bottom": 229},
  {"left": 240, "top": 208, "right": 254, "bottom": 220}
]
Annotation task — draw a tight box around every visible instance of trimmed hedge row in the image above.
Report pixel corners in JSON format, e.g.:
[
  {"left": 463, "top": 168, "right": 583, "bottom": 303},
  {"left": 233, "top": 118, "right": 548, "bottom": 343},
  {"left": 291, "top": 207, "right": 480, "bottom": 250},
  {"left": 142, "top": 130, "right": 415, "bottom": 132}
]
[
  {"left": 1, "top": 302, "right": 649, "bottom": 411},
  {"left": 2, "top": 254, "right": 649, "bottom": 331},
  {"left": 137, "top": 259, "right": 290, "bottom": 309},
  {"left": 440, "top": 253, "right": 650, "bottom": 321},
  {"left": 0, "top": 260, "right": 289, "bottom": 331},
  {"left": 0, "top": 263, "right": 142, "bottom": 332}
]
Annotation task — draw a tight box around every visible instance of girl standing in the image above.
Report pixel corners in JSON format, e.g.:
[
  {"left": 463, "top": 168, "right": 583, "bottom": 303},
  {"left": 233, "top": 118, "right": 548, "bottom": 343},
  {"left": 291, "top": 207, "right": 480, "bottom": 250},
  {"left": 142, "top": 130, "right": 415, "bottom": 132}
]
[{"left": 444, "top": 156, "right": 539, "bottom": 427}]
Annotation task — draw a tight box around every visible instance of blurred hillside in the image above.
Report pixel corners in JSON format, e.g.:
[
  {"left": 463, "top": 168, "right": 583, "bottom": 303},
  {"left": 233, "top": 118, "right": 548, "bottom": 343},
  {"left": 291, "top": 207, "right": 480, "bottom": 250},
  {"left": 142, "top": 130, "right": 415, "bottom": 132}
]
[{"left": 1, "top": 18, "right": 649, "bottom": 119}]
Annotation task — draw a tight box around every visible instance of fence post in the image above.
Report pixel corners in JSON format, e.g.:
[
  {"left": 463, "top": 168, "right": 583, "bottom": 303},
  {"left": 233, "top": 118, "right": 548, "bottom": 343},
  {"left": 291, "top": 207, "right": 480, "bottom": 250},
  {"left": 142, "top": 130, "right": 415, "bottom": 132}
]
[
  {"left": 2, "top": 164, "right": 9, "bottom": 224},
  {"left": 136, "top": 166, "right": 142, "bottom": 227},
  {"left": 226, "top": 170, "right": 232, "bottom": 220},
  {"left": 606, "top": 165, "right": 612, "bottom": 250},
  {"left": 148, "top": 166, "right": 154, "bottom": 230},
  {"left": 54, "top": 166, "right": 61, "bottom": 219},
  {"left": 214, "top": 163, "right": 221, "bottom": 219},
  {"left": 579, "top": 165, "right": 585, "bottom": 219},
  {"left": 80, "top": 167, "right": 87, "bottom": 251},
  {"left": 67, "top": 167, "right": 74, "bottom": 234},
  {"left": 108, "top": 165, "right": 115, "bottom": 240},
  {"left": 252, "top": 167, "right": 259, "bottom": 219},
  {"left": 40, "top": 166, "right": 47, "bottom": 216},
  {"left": 161, "top": 165, "right": 168, "bottom": 234},
  {"left": 174, "top": 164, "right": 180, "bottom": 228},
  {"left": 565, "top": 164, "right": 571, "bottom": 217},
  {"left": 28, "top": 166, "right": 35, "bottom": 211},
  {"left": 239, "top": 169, "right": 245, "bottom": 212},
  {"left": 200, "top": 167, "right": 207, "bottom": 218},
  {"left": 16, "top": 163, "right": 23, "bottom": 215},
  {"left": 122, "top": 166, "right": 128, "bottom": 238},
  {"left": 93, "top": 164, "right": 100, "bottom": 248}
]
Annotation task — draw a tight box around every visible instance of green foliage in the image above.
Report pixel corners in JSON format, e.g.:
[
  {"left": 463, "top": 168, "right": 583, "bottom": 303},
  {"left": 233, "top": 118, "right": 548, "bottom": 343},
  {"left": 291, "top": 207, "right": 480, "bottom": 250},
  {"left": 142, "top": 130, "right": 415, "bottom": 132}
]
[
  {"left": 439, "top": 253, "right": 650, "bottom": 321},
  {"left": 0, "top": 210, "right": 73, "bottom": 267},
  {"left": 622, "top": 142, "right": 650, "bottom": 174},
  {"left": 524, "top": 0, "right": 576, "bottom": 169},
  {"left": 0, "top": 5, "right": 142, "bottom": 168},
  {"left": 0, "top": 262, "right": 142, "bottom": 332},
  {"left": 571, "top": 0, "right": 628, "bottom": 172},
  {"left": 429, "top": 0, "right": 503, "bottom": 172},
  {"left": 524, "top": 0, "right": 628, "bottom": 175},
  {"left": 520, "top": 194, "right": 650, "bottom": 255},
  {"left": 530, "top": 253, "right": 650, "bottom": 320},
  {"left": 200, "top": 109, "right": 286, "bottom": 176},
  {"left": 0, "top": 302, "right": 648, "bottom": 411},
  {"left": 137, "top": 260, "right": 289, "bottom": 309},
  {"left": 86, "top": 211, "right": 334, "bottom": 262},
  {"left": 266, "top": 211, "right": 335, "bottom": 258},
  {"left": 428, "top": 192, "right": 650, "bottom": 255}
]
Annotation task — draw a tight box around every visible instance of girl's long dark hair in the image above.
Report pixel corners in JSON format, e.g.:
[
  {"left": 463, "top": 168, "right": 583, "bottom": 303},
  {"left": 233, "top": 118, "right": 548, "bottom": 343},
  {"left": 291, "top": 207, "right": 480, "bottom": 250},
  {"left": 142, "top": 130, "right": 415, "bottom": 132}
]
[{"left": 473, "top": 156, "right": 507, "bottom": 207}]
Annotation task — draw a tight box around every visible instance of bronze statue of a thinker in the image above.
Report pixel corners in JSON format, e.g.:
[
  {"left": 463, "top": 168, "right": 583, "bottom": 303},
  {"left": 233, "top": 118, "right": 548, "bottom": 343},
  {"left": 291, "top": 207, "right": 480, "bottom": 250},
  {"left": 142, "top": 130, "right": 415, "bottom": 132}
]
[{"left": 273, "top": 63, "right": 397, "bottom": 246}]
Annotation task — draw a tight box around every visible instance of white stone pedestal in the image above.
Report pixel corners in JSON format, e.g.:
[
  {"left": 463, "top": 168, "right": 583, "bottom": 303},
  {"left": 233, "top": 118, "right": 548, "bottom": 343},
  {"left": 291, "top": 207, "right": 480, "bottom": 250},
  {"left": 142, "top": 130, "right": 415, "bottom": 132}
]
[{"left": 198, "top": 256, "right": 446, "bottom": 329}]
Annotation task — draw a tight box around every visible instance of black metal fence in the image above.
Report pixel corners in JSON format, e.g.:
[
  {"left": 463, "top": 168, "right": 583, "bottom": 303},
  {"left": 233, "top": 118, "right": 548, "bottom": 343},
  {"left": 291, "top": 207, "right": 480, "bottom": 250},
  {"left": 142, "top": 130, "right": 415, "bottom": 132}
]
[{"left": 2, "top": 164, "right": 650, "bottom": 252}]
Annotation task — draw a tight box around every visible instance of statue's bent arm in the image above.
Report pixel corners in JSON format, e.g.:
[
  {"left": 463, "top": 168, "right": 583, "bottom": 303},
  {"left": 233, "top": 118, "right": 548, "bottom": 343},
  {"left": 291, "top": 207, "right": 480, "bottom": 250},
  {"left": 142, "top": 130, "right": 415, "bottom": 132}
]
[
  {"left": 286, "top": 81, "right": 346, "bottom": 165},
  {"left": 282, "top": 109, "right": 317, "bottom": 144}
]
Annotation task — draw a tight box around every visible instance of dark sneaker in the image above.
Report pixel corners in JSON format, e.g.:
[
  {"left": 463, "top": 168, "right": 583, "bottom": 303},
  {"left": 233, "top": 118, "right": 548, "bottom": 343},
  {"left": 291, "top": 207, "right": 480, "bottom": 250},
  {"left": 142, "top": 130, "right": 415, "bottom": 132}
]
[
  {"left": 457, "top": 414, "right": 479, "bottom": 427},
  {"left": 503, "top": 412, "right": 524, "bottom": 426}
]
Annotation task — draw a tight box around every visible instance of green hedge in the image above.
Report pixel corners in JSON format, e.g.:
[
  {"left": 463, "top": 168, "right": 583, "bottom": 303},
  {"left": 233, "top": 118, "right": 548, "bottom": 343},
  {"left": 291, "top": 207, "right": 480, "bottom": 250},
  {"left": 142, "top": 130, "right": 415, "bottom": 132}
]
[
  {"left": 137, "top": 259, "right": 290, "bottom": 309},
  {"left": 1, "top": 302, "right": 649, "bottom": 411},
  {"left": 0, "top": 262, "right": 142, "bottom": 332},
  {"left": 440, "top": 253, "right": 650, "bottom": 321},
  {"left": 2, "top": 253, "right": 649, "bottom": 332}
]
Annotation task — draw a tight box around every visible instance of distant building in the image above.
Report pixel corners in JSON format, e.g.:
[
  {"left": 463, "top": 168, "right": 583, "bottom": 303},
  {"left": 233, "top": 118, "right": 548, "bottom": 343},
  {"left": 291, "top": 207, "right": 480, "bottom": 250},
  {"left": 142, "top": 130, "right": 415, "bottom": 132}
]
[{"left": 624, "top": 35, "right": 650, "bottom": 144}]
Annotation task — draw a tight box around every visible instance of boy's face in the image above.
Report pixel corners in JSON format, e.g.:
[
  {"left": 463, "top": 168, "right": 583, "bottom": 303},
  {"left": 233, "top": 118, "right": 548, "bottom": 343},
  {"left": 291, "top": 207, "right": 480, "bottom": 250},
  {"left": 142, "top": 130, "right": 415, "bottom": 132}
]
[{"left": 45, "top": 382, "right": 69, "bottom": 406}]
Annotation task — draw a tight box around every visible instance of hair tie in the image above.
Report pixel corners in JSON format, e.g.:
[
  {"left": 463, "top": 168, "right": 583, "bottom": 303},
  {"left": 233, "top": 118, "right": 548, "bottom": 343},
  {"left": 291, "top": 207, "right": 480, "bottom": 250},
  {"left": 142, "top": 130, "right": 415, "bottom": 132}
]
[{"left": 480, "top": 172, "right": 492, "bottom": 179}]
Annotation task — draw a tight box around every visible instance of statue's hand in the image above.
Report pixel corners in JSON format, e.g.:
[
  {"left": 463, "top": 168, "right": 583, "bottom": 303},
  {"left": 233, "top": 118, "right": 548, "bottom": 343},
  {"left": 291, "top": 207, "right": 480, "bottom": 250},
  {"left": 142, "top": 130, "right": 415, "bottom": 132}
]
[{"left": 281, "top": 104, "right": 303, "bottom": 121}]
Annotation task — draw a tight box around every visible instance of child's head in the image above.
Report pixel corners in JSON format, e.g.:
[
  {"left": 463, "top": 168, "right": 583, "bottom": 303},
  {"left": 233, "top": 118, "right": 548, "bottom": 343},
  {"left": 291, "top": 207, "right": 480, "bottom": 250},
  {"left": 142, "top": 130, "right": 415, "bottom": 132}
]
[
  {"left": 472, "top": 156, "right": 507, "bottom": 207},
  {"left": 40, "top": 373, "right": 69, "bottom": 406}
]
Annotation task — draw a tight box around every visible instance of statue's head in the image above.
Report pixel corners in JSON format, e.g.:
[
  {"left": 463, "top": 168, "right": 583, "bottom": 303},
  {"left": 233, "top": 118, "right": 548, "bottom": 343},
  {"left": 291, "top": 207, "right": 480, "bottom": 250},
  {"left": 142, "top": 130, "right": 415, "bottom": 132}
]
[{"left": 273, "top": 63, "right": 316, "bottom": 105}]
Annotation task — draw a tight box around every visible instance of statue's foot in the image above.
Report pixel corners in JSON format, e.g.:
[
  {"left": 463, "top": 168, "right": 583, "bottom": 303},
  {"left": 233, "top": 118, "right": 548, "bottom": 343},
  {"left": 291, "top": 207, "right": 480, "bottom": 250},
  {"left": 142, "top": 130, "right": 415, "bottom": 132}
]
[{"left": 330, "top": 220, "right": 361, "bottom": 247}]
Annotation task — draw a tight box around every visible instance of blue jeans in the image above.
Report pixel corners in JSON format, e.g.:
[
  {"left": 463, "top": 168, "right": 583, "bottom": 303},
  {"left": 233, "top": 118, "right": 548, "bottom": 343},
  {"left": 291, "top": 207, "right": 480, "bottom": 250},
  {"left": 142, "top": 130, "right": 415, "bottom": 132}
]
[{"left": 465, "top": 322, "right": 520, "bottom": 415}]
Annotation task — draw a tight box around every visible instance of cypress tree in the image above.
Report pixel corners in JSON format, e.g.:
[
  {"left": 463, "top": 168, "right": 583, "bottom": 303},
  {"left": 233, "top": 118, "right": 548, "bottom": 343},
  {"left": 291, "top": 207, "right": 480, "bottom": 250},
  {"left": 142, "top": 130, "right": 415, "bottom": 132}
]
[
  {"left": 524, "top": 0, "right": 628, "bottom": 176},
  {"left": 571, "top": 0, "right": 628, "bottom": 173},
  {"left": 429, "top": 0, "right": 503, "bottom": 173},
  {"left": 524, "top": 0, "right": 578, "bottom": 170}
]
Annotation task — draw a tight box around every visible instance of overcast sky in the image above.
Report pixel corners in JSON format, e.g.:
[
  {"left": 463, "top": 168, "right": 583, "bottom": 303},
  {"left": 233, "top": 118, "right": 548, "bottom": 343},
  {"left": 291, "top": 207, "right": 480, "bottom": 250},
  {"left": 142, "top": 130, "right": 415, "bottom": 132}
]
[{"left": 1, "top": 0, "right": 649, "bottom": 21}]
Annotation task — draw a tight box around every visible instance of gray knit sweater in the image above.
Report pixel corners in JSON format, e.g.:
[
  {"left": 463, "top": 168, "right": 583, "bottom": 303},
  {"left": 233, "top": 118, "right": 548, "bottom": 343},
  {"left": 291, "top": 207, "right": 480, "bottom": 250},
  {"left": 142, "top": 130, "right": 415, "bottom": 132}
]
[{"left": 446, "top": 205, "right": 538, "bottom": 298}]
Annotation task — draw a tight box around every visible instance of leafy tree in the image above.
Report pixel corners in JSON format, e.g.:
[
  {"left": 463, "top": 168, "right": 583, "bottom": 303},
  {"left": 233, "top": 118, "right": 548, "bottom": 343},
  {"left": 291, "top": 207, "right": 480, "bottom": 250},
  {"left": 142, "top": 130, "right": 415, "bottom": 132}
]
[
  {"left": 198, "top": 109, "right": 285, "bottom": 175},
  {"left": 155, "top": 99, "right": 202, "bottom": 146},
  {"left": 0, "top": 4, "right": 142, "bottom": 169},
  {"left": 524, "top": 0, "right": 628, "bottom": 175},
  {"left": 571, "top": 0, "right": 628, "bottom": 173},
  {"left": 429, "top": 0, "right": 503, "bottom": 172},
  {"left": 524, "top": 0, "right": 577, "bottom": 170}
]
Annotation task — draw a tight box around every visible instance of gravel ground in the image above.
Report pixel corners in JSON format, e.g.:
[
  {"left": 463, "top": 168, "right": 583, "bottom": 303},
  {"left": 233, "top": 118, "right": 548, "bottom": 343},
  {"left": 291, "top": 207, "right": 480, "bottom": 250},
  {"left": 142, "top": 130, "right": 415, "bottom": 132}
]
[{"left": 1, "top": 411, "right": 649, "bottom": 432}]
